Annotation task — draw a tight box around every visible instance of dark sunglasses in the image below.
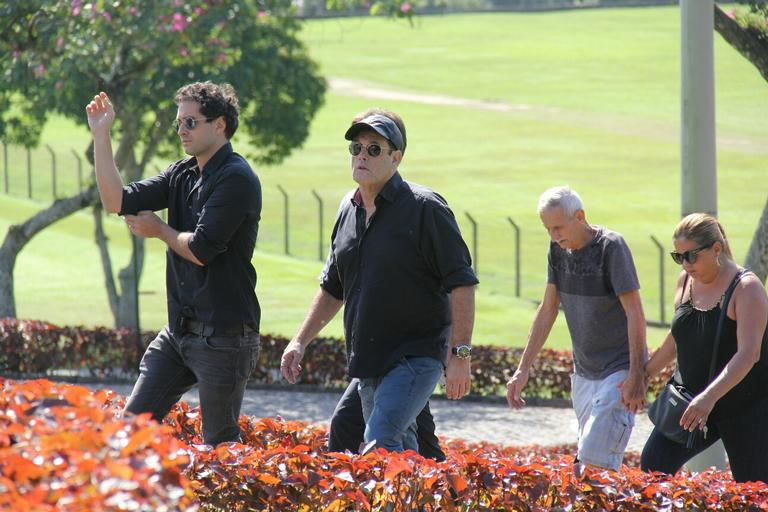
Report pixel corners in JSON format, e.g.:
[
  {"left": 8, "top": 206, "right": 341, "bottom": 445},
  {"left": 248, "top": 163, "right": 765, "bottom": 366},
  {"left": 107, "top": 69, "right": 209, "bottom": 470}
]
[
  {"left": 173, "top": 116, "right": 214, "bottom": 132},
  {"left": 669, "top": 242, "right": 714, "bottom": 265},
  {"left": 348, "top": 142, "right": 393, "bottom": 158}
]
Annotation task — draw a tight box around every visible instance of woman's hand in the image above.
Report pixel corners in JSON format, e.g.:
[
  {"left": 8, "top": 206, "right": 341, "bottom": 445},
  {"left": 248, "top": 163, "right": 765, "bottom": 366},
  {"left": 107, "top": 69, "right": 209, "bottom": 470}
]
[{"left": 680, "top": 392, "right": 716, "bottom": 432}]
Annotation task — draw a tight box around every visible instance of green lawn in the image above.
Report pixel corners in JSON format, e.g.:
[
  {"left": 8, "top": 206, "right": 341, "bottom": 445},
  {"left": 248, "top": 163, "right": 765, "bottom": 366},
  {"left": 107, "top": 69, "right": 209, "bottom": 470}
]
[{"left": 2, "top": 6, "right": 767, "bottom": 349}]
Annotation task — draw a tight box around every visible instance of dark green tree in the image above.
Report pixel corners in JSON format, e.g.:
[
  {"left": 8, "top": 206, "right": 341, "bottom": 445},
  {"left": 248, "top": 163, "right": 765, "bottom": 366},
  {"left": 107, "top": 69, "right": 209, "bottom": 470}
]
[{"left": 0, "top": 0, "right": 326, "bottom": 324}]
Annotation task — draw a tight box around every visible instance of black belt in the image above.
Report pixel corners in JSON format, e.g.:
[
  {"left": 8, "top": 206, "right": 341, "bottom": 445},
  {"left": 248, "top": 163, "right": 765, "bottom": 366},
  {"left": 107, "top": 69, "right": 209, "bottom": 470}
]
[{"left": 179, "top": 317, "right": 254, "bottom": 337}]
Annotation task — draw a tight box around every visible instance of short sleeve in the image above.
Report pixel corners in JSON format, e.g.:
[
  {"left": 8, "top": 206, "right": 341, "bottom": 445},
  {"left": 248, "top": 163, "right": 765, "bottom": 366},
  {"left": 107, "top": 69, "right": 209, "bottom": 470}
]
[{"left": 605, "top": 235, "right": 640, "bottom": 296}]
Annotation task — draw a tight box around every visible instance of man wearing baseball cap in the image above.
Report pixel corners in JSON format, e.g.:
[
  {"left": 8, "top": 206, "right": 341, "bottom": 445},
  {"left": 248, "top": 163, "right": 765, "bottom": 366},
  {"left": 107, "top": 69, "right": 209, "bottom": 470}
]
[{"left": 281, "top": 108, "right": 478, "bottom": 453}]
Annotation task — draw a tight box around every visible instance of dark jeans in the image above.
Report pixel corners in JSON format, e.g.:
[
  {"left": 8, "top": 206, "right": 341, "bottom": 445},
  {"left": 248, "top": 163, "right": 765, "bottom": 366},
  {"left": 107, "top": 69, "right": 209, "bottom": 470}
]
[
  {"left": 641, "top": 396, "right": 768, "bottom": 483},
  {"left": 124, "top": 326, "right": 260, "bottom": 445},
  {"left": 328, "top": 378, "right": 446, "bottom": 461}
]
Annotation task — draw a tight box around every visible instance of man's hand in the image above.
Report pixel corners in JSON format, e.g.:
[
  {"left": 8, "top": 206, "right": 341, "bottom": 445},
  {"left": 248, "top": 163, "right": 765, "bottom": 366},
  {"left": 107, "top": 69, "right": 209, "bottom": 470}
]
[
  {"left": 124, "top": 211, "right": 165, "bottom": 239},
  {"left": 280, "top": 339, "right": 305, "bottom": 384},
  {"left": 506, "top": 368, "right": 529, "bottom": 409},
  {"left": 86, "top": 92, "right": 116, "bottom": 135},
  {"left": 618, "top": 370, "right": 647, "bottom": 413},
  {"left": 444, "top": 356, "right": 470, "bottom": 400}
]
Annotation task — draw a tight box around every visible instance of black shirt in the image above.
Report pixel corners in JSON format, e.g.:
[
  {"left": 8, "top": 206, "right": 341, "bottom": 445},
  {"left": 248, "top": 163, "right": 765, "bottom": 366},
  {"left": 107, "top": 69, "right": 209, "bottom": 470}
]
[
  {"left": 320, "top": 172, "right": 478, "bottom": 378},
  {"left": 672, "top": 300, "right": 768, "bottom": 422},
  {"left": 119, "top": 142, "right": 261, "bottom": 333}
]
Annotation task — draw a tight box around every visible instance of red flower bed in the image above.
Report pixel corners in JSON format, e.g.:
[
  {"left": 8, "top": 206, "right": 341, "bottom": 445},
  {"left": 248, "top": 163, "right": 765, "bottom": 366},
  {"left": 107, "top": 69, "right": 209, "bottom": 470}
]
[
  {"left": 0, "top": 318, "right": 674, "bottom": 399},
  {"left": 3, "top": 380, "right": 765, "bottom": 511}
]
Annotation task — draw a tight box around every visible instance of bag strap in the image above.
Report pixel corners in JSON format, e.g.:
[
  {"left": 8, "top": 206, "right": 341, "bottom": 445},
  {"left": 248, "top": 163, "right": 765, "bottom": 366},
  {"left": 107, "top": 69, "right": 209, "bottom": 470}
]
[{"left": 707, "top": 268, "right": 749, "bottom": 381}]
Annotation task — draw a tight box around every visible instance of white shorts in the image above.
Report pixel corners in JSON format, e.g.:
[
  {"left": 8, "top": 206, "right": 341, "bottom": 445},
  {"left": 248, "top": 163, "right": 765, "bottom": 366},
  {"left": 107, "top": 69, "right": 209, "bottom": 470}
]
[{"left": 571, "top": 369, "right": 634, "bottom": 471}]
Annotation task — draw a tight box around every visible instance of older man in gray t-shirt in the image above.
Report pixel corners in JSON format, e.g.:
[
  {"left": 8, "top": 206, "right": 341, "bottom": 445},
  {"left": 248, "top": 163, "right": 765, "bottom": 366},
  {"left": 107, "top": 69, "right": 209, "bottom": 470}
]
[{"left": 507, "top": 186, "right": 648, "bottom": 471}]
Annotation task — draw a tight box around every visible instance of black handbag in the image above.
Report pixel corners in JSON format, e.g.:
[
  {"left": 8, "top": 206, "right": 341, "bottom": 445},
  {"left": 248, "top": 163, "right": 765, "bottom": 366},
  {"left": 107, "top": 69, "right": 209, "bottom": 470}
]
[{"left": 647, "top": 269, "right": 747, "bottom": 448}]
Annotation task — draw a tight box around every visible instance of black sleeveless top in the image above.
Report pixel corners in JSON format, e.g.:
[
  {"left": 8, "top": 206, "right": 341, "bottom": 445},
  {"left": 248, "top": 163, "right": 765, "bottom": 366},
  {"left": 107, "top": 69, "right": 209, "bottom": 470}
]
[{"left": 671, "top": 289, "right": 768, "bottom": 422}]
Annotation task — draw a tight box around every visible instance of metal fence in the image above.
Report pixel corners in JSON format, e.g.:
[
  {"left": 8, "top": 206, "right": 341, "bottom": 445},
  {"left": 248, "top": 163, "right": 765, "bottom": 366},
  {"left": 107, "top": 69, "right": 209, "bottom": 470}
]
[{"left": 1, "top": 141, "right": 672, "bottom": 327}]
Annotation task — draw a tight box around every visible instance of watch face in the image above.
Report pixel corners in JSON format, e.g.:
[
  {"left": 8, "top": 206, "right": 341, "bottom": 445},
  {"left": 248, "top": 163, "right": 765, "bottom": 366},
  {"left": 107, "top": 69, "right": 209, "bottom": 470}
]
[{"left": 455, "top": 345, "right": 471, "bottom": 358}]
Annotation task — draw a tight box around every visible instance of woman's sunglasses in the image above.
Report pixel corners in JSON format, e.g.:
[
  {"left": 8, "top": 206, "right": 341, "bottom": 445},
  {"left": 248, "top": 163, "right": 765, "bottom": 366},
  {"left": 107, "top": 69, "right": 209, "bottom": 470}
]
[
  {"left": 348, "top": 142, "right": 392, "bottom": 158},
  {"left": 173, "top": 116, "right": 214, "bottom": 132},
  {"left": 669, "top": 242, "right": 714, "bottom": 265}
]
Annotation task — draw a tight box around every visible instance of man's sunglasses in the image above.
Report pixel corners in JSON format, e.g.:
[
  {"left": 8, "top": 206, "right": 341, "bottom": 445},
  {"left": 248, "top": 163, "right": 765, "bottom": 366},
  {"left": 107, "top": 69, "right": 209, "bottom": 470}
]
[
  {"left": 173, "top": 116, "right": 214, "bottom": 132},
  {"left": 669, "top": 242, "right": 714, "bottom": 265},
  {"left": 348, "top": 142, "right": 393, "bottom": 158}
]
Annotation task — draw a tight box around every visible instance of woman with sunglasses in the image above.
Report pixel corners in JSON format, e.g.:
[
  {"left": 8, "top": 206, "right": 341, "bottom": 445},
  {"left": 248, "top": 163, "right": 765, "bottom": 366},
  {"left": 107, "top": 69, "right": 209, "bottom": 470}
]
[{"left": 641, "top": 213, "right": 768, "bottom": 482}]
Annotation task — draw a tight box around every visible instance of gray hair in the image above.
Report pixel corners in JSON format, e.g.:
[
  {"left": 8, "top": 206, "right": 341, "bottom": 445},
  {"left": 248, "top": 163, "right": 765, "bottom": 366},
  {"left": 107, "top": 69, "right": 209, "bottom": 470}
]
[{"left": 537, "top": 186, "right": 584, "bottom": 216}]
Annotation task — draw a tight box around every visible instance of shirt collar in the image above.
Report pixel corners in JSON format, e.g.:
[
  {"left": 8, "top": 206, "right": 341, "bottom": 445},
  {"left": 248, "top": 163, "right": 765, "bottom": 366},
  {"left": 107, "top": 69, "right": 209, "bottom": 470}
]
[
  {"left": 351, "top": 171, "right": 404, "bottom": 206},
  {"left": 197, "top": 142, "right": 234, "bottom": 176}
]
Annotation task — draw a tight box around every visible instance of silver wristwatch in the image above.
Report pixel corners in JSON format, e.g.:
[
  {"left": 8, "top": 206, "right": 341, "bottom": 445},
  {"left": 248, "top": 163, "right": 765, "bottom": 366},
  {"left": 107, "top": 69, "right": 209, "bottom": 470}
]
[{"left": 451, "top": 344, "right": 472, "bottom": 359}]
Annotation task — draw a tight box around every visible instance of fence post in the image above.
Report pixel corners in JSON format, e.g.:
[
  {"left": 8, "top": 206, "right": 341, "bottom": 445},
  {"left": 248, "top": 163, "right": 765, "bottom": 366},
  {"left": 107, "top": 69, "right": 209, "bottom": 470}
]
[
  {"left": 26, "top": 147, "right": 32, "bottom": 199},
  {"left": 506, "top": 216, "right": 521, "bottom": 298},
  {"left": 2, "top": 141, "right": 8, "bottom": 194},
  {"left": 45, "top": 144, "right": 57, "bottom": 199},
  {"left": 277, "top": 184, "right": 290, "bottom": 256},
  {"left": 311, "top": 189, "right": 324, "bottom": 262},
  {"left": 71, "top": 149, "right": 83, "bottom": 193},
  {"left": 465, "top": 212, "right": 478, "bottom": 275},
  {"left": 650, "top": 235, "right": 666, "bottom": 325}
]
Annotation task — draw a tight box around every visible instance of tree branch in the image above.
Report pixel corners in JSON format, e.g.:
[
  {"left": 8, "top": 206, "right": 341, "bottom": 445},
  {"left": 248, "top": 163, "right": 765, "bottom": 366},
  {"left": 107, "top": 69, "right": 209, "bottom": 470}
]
[{"left": 714, "top": 4, "right": 768, "bottom": 84}]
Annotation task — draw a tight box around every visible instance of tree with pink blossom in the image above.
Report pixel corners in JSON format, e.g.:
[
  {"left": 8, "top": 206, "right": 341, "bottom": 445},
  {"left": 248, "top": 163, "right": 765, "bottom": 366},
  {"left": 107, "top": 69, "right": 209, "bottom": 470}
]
[{"left": 0, "top": 0, "right": 326, "bottom": 324}]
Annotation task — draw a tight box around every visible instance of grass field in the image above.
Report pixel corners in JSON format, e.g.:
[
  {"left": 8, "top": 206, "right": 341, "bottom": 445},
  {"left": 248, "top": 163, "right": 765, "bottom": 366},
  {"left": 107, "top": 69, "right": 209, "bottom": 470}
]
[{"left": 2, "top": 6, "right": 767, "bottom": 349}]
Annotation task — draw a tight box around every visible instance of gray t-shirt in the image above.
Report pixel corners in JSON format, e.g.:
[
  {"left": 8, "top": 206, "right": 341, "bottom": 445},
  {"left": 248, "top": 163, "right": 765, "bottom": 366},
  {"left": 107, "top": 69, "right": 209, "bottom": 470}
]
[{"left": 547, "top": 227, "right": 640, "bottom": 379}]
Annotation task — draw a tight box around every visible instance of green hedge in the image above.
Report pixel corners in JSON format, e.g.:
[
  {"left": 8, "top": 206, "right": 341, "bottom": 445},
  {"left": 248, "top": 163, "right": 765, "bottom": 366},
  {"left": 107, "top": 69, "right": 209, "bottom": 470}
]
[{"left": 0, "top": 318, "right": 672, "bottom": 399}]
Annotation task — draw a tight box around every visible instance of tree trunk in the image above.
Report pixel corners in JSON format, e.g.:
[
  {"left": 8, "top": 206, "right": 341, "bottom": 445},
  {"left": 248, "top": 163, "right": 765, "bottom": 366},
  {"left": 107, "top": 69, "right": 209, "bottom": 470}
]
[
  {"left": 744, "top": 196, "right": 768, "bottom": 283},
  {"left": 713, "top": 4, "right": 768, "bottom": 83},
  {"left": 0, "top": 186, "right": 98, "bottom": 318},
  {"left": 713, "top": 5, "right": 768, "bottom": 283},
  {"left": 92, "top": 205, "right": 119, "bottom": 318}
]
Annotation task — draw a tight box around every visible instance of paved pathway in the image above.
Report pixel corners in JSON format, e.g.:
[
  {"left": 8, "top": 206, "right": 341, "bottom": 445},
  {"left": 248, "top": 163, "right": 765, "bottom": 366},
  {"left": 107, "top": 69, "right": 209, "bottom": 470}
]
[{"left": 95, "top": 383, "right": 654, "bottom": 453}]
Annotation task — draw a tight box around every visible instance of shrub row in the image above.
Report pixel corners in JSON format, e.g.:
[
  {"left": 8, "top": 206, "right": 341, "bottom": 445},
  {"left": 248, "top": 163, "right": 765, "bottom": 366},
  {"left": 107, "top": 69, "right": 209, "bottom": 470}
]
[
  {"left": 3, "top": 379, "right": 767, "bottom": 511},
  {"left": 0, "top": 318, "right": 673, "bottom": 399}
]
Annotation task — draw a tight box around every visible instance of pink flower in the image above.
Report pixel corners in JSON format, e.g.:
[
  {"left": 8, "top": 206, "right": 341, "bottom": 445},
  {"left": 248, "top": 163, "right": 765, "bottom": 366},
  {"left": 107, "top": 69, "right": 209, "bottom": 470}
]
[
  {"left": 56, "top": 37, "right": 65, "bottom": 48},
  {"left": 34, "top": 64, "right": 46, "bottom": 77},
  {"left": 174, "top": 0, "right": 183, "bottom": 6},
  {"left": 400, "top": 2, "right": 412, "bottom": 13},
  {"left": 171, "top": 12, "right": 187, "bottom": 32},
  {"left": 102, "top": 11, "right": 112, "bottom": 22},
  {"left": 257, "top": 10, "right": 268, "bottom": 19},
  {"left": 194, "top": 7, "right": 204, "bottom": 15},
  {"left": 128, "top": 6, "right": 138, "bottom": 15},
  {"left": 71, "top": 0, "right": 81, "bottom": 16},
  {"left": 217, "top": 52, "right": 228, "bottom": 63},
  {"left": 180, "top": 47, "right": 189, "bottom": 57}
]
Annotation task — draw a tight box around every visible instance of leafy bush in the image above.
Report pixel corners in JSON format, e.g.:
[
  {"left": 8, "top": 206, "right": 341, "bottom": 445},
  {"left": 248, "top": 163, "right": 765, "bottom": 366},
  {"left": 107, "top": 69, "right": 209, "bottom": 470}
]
[
  {"left": 1, "top": 318, "right": 673, "bottom": 399},
  {"left": 3, "top": 379, "right": 766, "bottom": 511}
]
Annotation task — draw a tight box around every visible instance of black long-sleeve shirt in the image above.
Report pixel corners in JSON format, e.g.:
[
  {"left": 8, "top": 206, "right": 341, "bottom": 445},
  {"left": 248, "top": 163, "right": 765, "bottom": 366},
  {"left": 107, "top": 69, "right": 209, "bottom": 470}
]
[
  {"left": 119, "top": 142, "right": 261, "bottom": 333},
  {"left": 320, "top": 172, "right": 478, "bottom": 378}
]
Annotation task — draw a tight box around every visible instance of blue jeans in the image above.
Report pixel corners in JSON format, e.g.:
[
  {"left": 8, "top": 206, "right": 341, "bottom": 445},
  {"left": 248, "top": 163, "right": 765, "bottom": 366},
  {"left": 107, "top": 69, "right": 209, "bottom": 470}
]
[
  {"left": 358, "top": 356, "right": 443, "bottom": 453},
  {"left": 124, "top": 326, "right": 260, "bottom": 445}
]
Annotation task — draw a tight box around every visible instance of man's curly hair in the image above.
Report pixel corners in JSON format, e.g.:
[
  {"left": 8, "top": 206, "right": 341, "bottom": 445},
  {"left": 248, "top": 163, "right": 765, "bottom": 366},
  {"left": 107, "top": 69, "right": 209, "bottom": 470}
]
[{"left": 175, "top": 81, "right": 240, "bottom": 139}]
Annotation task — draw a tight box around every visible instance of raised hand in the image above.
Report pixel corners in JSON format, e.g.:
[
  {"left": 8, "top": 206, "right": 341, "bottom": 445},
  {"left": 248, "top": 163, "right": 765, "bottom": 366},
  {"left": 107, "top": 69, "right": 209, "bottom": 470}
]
[{"left": 85, "top": 92, "right": 116, "bottom": 134}]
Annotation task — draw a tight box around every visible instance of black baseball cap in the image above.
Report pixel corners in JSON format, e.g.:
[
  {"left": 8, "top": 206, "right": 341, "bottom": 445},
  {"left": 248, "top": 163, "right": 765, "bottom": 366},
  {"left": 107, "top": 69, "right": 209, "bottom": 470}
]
[{"left": 344, "top": 114, "right": 405, "bottom": 152}]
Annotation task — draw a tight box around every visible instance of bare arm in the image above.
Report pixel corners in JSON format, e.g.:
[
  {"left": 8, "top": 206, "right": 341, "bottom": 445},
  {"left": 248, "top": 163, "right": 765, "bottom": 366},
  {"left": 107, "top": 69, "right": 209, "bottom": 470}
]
[
  {"left": 506, "top": 283, "right": 560, "bottom": 409},
  {"left": 681, "top": 274, "right": 768, "bottom": 431},
  {"left": 124, "top": 211, "right": 203, "bottom": 266},
  {"left": 444, "top": 285, "right": 476, "bottom": 400},
  {"left": 86, "top": 92, "right": 124, "bottom": 213},
  {"left": 281, "top": 288, "right": 344, "bottom": 384},
  {"left": 617, "top": 289, "right": 649, "bottom": 412}
]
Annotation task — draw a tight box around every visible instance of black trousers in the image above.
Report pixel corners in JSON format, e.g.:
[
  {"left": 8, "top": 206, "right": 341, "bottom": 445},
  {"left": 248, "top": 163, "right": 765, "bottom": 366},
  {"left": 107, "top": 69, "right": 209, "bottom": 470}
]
[
  {"left": 641, "top": 395, "right": 768, "bottom": 483},
  {"left": 328, "top": 378, "right": 446, "bottom": 461}
]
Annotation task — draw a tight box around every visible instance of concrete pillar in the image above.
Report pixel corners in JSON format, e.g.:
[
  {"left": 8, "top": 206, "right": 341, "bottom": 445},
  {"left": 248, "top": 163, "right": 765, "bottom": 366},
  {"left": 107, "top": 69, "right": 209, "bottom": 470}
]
[
  {"left": 680, "top": 0, "right": 717, "bottom": 218},
  {"left": 680, "top": 0, "right": 725, "bottom": 472}
]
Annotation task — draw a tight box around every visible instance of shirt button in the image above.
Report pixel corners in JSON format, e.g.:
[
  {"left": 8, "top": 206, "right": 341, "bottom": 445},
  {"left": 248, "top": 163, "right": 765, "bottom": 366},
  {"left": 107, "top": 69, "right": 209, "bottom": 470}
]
[{"left": 180, "top": 281, "right": 185, "bottom": 286}]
